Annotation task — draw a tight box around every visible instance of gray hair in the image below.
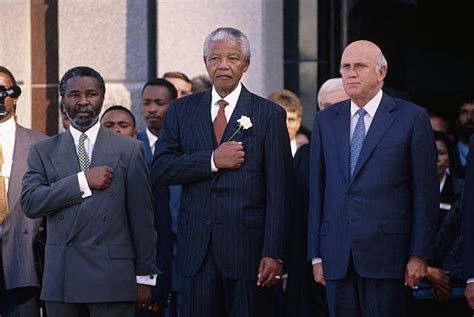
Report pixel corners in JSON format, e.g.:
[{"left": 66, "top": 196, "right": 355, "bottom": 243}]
[
  {"left": 376, "top": 53, "right": 388, "bottom": 72},
  {"left": 317, "top": 78, "right": 344, "bottom": 104},
  {"left": 203, "top": 27, "right": 251, "bottom": 60}
]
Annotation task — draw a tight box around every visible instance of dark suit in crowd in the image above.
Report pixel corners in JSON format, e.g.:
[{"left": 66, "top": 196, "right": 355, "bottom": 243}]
[
  {"left": 0, "top": 124, "right": 47, "bottom": 316},
  {"left": 284, "top": 143, "right": 328, "bottom": 317},
  {"left": 137, "top": 131, "right": 173, "bottom": 313}
]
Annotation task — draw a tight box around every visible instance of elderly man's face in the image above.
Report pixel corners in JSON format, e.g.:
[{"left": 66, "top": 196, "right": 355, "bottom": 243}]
[
  {"left": 63, "top": 76, "right": 104, "bottom": 131},
  {"left": 319, "top": 89, "right": 349, "bottom": 111},
  {"left": 204, "top": 40, "right": 249, "bottom": 97}
]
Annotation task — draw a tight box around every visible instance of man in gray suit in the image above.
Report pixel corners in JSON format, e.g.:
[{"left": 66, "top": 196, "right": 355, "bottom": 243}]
[
  {"left": 21, "top": 66, "right": 158, "bottom": 317},
  {"left": 0, "top": 66, "right": 48, "bottom": 316}
]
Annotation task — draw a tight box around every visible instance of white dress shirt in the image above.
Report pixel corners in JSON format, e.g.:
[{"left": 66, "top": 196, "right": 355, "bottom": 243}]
[
  {"left": 210, "top": 83, "right": 242, "bottom": 171},
  {"left": 146, "top": 128, "right": 158, "bottom": 155},
  {"left": 70, "top": 122, "right": 156, "bottom": 286},
  {"left": 0, "top": 116, "right": 16, "bottom": 193},
  {"left": 312, "top": 89, "right": 383, "bottom": 265}
]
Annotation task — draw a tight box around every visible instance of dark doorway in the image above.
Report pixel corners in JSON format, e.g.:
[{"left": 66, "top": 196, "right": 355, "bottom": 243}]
[{"left": 316, "top": 0, "right": 474, "bottom": 130}]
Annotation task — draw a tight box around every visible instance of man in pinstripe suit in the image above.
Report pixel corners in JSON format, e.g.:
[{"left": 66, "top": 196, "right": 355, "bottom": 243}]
[{"left": 153, "top": 27, "right": 293, "bottom": 316}]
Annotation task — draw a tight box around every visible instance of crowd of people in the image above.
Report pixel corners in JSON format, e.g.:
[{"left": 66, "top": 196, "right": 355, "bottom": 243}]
[{"left": 0, "top": 26, "right": 473, "bottom": 317}]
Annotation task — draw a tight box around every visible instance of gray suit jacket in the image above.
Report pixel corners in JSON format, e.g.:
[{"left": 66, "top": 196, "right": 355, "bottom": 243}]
[
  {"left": 21, "top": 127, "right": 157, "bottom": 303},
  {"left": 2, "top": 124, "right": 47, "bottom": 290}
]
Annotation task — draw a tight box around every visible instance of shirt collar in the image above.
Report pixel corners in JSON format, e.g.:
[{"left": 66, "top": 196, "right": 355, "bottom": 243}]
[
  {"left": 145, "top": 128, "right": 158, "bottom": 148},
  {"left": 69, "top": 120, "right": 101, "bottom": 146},
  {"left": 0, "top": 116, "right": 16, "bottom": 137},
  {"left": 439, "top": 173, "right": 447, "bottom": 193},
  {"left": 211, "top": 82, "right": 242, "bottom": 109},
  {"left": 350, "top": 89, "right": 383, "bottom": 119}
]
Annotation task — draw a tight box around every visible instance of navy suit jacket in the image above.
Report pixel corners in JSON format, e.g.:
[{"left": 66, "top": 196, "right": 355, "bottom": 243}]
[
  {"left": 152, "top": 86, "right": 293, "bottom": 280},
  {"left": 463, "top": 135, "right": 474, "bottom": 279},
  {"left": 308, "top": 93, "right": 439, "bottom": 280},
  {"left": 137, "top": 131, "right": 173, "bottom": 305}
]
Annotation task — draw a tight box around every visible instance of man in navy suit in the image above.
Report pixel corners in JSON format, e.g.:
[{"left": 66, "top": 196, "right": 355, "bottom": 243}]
[
  {"left": 152, "top": 27, "right": 293, "bottom": 316},
  {"left": 307, "top": 40, "right": 439, "bottom": 316},
  {"left": 463, "top": 134, "right": 474, "bottom": 310},
  {"left": 136, "top": 80, "right": 177, "bottom": 316}
]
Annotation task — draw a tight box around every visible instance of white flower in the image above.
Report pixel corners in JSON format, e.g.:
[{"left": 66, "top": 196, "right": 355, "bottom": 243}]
[
  {"left": 227, "top": 115, "right": 253, "bottom": 142},
  {"left": 237, "top": 115, "right": 253, "bottom": 130}
]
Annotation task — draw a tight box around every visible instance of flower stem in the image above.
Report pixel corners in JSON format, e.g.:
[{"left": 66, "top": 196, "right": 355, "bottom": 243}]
[{"left": 226, "top": 126, "right": 242, "bottom": 142}]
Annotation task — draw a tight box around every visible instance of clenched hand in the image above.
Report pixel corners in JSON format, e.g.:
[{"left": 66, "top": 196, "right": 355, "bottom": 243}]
[
  {"left": 85, "top": 166, "right": 113, "bottom": 190},
  {"left": 213, "top": 141, "right": 245, "bottom": 169}
]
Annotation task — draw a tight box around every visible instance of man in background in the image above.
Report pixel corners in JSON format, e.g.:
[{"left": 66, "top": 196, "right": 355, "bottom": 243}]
[
  {"left": 101, "top": 103, "right": 171, "bottom": 316},
  {"left": 163, "top": 72, "right": 192, "bottom": 99},
  {"left": 317, "top": 78, "right": 348, "bottom": 111},
  {"left": 138, "top": 78, "right": 177, "bottom": 316},
  {"left": 268, "top": 89, "right": 303, "bottom": 157},
  {"left": 0, "top": 66, "right": 48, "bottom": 317},
  {"left": 100, "top": 105, "right": 137, "bottom": 138},
  {"left": 285, "top": 78, "right": 348, "bottom": 317},
  {"left": 450, "top": 99, "right": 474, "bottom": 178}
]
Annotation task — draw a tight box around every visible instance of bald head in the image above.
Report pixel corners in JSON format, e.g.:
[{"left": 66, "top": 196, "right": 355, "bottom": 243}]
[{"left": 340, "top": 40, "right": 387, "bottom": 107}]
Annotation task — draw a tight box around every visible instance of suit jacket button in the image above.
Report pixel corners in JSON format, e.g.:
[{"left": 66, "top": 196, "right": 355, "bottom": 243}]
[
  {"left": 107, "top": 191, "right": 112, "bottom": 197},
  {"left": 102, "top": 215, "right": 108, "bottom": 221},
  {"left": 23, "top": 229, "right": 29, "bottom": 234},
  {"left": 211, "top": 192, "right": 217, "bottom": 199},
  {"left": 205, "top": 220, "right": 212, "bottom": 226},
  {"left": 67, "top": 241, "right": 73, "bottom": 247}
]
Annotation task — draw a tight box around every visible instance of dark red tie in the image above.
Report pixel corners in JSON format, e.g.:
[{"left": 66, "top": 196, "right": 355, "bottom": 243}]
[{"left": 213, "top": 99, "right": 228, "bottom": 144}]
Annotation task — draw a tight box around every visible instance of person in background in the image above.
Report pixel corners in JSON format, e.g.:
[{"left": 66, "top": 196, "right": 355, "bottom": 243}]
[
  {"left": 317, "top": 78, "right": 348, "bottom": 111},
  {"left": 268, "top": 89, "right": 303, "bottom": 157},
  {"left": 100, "top": 105, "right": 137, "bottom": 138},
  {"left": 450, "top": 99, "right": 474, "bottom": 178},
  {"left": 463, "top": 134, "right": 474, "bottom": 311},
  {"left": 153, "top": 27, "right": 293, "bottom": 317},
  {"left": 411, "top": 130, "right": 471, "bottom": 316},
  {"left": 163, "top": 72, "right": 192, "bottom": 99},
  {"left": 429, "top": 113, "right": 450, "bottom": 135},
  {"left": 0, "top": 66, "right": 48, "bottom": 317},
  {"left": 285, "top": 78, "right": 348, "bottom": 317},
  {"left": 101, "top": 103, "right": 171, "bottom": 317},
  {"left": 308, "top": 40, "right": 438, "bottom": 317},
  {"left": 191, "top": 74, "right": 212, "bottom": 93},
  {"left": 21, "top": 66, "right": 158, "bottom": 317}
]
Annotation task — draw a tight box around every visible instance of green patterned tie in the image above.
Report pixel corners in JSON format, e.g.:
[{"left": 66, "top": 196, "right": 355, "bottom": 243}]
[{"left": 78, "top": 133, "right": 90, "bottom": 171}]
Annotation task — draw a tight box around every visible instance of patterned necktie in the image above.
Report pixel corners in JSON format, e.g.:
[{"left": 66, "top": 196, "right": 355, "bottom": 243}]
[
  {"left": 213, "top": 99, "right": 228, "bottom": 144},
  {"left": 78, "top": 133, "right": 91, "bottom": 171},
  {"left": 0, "top": 139, "right": 8, "bottom": 223},
  {"left": 350, "top": 108, "right": 367, "bottom": 179}
]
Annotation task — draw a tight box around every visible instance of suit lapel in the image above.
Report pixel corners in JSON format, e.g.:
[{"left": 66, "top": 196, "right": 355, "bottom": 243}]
[
  {"left": 350, "top": 94, "right": 396, "bottom": 183},
  {"left": 49, "top": 131, "right": 81, "bottom": 178},
  {"left": 192, "top": 89, "right": 215, "bottom": 150},
  {"left": 333, "top": 102, "right": 351, "bottom": 184},
  {"left": 221, "top": 86, "right": 252, "bottom": 143},
  {"left": 67, "top": 128, "right": 119, "bottom": 242},
  {"left": 8, "top": 125, "right": 30, "bottom": 212}
]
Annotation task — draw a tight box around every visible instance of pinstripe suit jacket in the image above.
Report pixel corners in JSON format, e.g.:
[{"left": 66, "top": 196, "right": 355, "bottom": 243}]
[
  {"left": 308, "top": 93, "right": 439, "bottom": 280},
  {"left": 2, "top": 124, "right": 47, "bottom": 290},
  {"left": 21, "top": 127, "right": 157, "bottom": 302},
  {"left": 152, "top": 86, "right": 293, "bottom": 280}
]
